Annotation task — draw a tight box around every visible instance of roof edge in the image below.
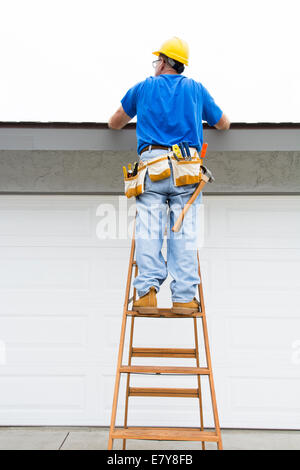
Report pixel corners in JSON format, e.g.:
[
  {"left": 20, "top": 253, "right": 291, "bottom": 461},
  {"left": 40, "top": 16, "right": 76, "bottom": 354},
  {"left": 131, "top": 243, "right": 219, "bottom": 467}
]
[{"left": 0, "top": 122, "right": 300, "bottom": 129}]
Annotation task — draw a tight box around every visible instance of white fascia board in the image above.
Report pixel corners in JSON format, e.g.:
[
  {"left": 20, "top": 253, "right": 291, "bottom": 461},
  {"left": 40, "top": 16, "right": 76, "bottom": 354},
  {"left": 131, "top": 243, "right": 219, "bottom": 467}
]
[{"left": 0, "top": 126, "right": 299, "bottom": 151}]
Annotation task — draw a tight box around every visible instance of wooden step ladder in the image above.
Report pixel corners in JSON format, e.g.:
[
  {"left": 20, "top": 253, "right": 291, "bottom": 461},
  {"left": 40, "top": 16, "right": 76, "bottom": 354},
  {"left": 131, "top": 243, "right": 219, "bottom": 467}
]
[{"left": 108, "top": 219, "right": 223, "bottom": 450}]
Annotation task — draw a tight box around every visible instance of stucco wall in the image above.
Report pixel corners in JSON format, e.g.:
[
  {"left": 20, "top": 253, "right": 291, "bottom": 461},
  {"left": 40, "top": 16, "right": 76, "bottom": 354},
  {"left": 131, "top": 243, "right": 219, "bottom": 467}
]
[{"left": 0, "top": 150, "right": 299, "bottom": 194}]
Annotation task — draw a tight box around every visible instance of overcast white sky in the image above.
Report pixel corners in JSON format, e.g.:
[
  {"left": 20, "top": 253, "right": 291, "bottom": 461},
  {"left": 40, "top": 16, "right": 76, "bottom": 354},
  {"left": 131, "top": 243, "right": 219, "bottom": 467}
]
[{"left": 0, "top": 0, "right": 299, "bottom": 123}]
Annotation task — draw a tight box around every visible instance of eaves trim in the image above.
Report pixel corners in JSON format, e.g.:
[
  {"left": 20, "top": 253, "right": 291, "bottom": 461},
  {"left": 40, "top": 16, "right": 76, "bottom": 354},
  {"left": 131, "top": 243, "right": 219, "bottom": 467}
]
[{"left": 0, "top": 122, "right": 300, "bottom": 151}]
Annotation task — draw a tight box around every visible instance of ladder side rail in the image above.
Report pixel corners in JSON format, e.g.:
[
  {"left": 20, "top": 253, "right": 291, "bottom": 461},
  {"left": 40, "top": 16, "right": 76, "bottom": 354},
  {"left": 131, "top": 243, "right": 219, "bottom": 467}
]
[
  {"left": 123, "top": 316, "right": 135, "bottom": 450},
  {"left": 108, "top": 221, "right": 136, "bottom": 449},
  {"left": 193, "top": 316, "right": 205, "bottom": 450},
  {"left": 197, "top": 250, "right": 223, "bottom": 450}
]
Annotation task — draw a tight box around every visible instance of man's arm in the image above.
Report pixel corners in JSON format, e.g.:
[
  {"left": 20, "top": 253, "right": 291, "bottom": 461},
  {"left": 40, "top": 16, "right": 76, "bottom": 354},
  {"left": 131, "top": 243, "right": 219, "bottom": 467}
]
[
  {"left": 108, "top": 105, "right": 132, "bottom": 130},
  {"left": 214, "top": 113, "right": 231, "bottom": 130}
]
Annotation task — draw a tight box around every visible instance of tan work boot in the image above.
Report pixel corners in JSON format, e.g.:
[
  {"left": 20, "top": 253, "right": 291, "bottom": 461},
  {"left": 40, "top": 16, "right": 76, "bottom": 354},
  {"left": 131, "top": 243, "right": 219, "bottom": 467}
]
[
  {"left": 171, "top": 297, "right": 200, "bottom": 314},
  {"left": 132, "top": 287, "right": 158, "bottom": 313}
]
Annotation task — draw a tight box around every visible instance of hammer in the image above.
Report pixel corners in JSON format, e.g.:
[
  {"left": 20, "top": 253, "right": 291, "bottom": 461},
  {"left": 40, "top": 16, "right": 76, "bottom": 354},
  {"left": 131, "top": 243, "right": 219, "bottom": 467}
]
[{"left": 172, "top": 164, "right": 215, "bottom": 232}]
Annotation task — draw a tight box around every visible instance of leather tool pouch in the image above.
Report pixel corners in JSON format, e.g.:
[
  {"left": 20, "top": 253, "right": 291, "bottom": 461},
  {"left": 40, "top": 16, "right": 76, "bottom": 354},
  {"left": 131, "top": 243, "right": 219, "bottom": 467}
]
[
  {"left": 124, "top": 164, "right": 147, "bottom": 198},
  {"left": 147, "top": 155, "right": 171, "bottom": 182},
  {"left": 170, "top": 155, "right": 203, "bottom": 186},
  {"left": 123, "top": 154, "right": 170, "bottom": 198}
]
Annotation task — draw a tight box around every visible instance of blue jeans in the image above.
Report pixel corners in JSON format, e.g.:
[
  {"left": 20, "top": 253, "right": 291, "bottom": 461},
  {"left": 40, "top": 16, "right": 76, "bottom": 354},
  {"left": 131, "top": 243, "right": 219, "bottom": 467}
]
[{"left": 133, "top": 148, "right": 202, "bottom": 302}]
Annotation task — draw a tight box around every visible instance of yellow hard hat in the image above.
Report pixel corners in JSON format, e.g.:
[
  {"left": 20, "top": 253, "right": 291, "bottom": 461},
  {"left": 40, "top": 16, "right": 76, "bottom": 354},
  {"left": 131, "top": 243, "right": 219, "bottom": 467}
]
[{"left": 153, "top": 36, "right": 189, "bottom": 66}]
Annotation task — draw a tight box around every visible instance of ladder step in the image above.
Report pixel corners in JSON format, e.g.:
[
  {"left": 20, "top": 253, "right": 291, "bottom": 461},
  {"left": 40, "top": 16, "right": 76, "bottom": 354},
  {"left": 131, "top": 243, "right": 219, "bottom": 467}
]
[
  {"left": 131, "top": 347, "right": 196, "bottom": 358},
  {"left": 119, "top": 365, "right": 210, "bottom": 375},
  {"left": 129, "top": 387, "right": 199, "bottom": 397},
  {"left": 127, "top": 309, "right": 203, "bottom": 318},
  {"left": 111, "top": 427, "right": 219, "bottom": 442}
]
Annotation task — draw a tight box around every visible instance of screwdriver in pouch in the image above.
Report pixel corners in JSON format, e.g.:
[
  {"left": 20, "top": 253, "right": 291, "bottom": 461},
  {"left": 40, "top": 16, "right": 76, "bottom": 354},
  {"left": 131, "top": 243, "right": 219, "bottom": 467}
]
[
  {"left": 132, "top": 162, "right": 138, "bottom": 176},
  {"left": 182, "top": 141, "right": 191, "bottom": 160},
  {"left": 178, "top": 142, "right": 187, "bottom": 160},
  {"left": 127, "top": 163, "right": 133, "bottom": 178}
]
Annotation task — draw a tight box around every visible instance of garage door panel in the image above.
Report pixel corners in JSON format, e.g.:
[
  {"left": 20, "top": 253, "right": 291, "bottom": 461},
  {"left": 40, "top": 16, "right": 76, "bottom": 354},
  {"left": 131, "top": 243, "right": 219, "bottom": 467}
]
[
  {"left": 0, "top": 195, "right": 135, "bottom": 248},
  {"left": 0, "top": 207, "right": 91, "bottom": 238},
  {"left": 227, "top": 258, "right": 300, "bottom": 290},
  {"left": 0, "top": 294, "right": 95, "bottom": 315},
  {"left": 0, "top": 314, "right": 90, "bottom": 365},
  {"left": 227, "top": 374, "right": 300, "bottom": 429},
  {"left": 210, "top": 367, "right": 300, "bottom": 429},
  {"left": 0, "top": 247, "right": 129, "bottom": 295},
  {"left": 0, "top": 371, "right": 86, "bottom": 425},
  {"left": 0, "top": 255, "right": 90, "bottom": 290},
  {"left": 205, "top": 197, "right": 300, "bottom": 248},
  {"left": 0, "top": 303, "right": 114, "bottom": 368},
  {"left": 211, "top": 313, "right": 300, "bottom": 368},
  {"left": 0, "top": 374, "right": 85, "bottom": 410},
  {"left": 227, "top": 317, "right": 300, "bottom": 352},
  {"left": 0, "top": 365, "right": 106, "bottom": 425},
  {"left": 0, "top": 196, "right": 95, "bottom": 246},
  {"left": 207, "top": 249, "right": 300, "bottom": 312},
  {"left": 225, "top": 208, "right": 300, "bottom": 241},
  {"left": 229, "top": 375, "right": 300, "bottom": 412}
]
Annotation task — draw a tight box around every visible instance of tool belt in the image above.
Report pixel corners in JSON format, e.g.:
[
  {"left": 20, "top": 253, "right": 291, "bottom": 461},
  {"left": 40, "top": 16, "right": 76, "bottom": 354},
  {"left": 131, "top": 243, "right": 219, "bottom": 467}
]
[{"left": 123, "top": 148, "right": 203, "bottom": 199}]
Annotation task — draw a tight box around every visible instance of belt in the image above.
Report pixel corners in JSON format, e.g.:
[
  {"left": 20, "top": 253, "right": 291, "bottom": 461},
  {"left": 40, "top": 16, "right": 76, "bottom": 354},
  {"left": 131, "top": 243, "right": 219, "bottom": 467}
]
[
  {"left": 140, "top": 145, "right": 171, "bottom": 155},
  {"left": 140, "top": 144, "right": 198, "bottom": 156}
]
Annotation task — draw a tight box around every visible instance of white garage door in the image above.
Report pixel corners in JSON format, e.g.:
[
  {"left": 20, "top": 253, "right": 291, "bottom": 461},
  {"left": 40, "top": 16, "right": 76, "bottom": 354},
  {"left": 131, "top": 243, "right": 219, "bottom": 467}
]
[{"left": 0, "top": 195, "right": 299, "bottom": 429}]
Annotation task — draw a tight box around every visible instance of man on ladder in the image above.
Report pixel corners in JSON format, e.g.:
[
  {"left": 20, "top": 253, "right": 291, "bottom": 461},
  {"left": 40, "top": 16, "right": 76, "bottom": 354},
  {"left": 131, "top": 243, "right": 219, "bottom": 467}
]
[{"left": 109, "top": 36, "right": 230, "bottom": 312}]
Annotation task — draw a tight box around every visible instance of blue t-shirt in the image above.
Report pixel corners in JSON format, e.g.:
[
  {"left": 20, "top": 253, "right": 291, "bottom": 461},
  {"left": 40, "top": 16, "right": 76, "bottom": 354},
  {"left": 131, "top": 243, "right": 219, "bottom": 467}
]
[{"left": 121, "top": 74, "right": 223, "bottom": 155}]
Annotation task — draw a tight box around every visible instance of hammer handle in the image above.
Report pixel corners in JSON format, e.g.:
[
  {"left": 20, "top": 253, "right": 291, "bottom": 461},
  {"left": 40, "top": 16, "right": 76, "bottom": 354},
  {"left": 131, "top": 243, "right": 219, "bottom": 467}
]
[
  {"left": 172, "top": 179, "right": 207, "bottom": 232},
  {"left": 172, "top": 143, "right": 209, "bottom": 233}
]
